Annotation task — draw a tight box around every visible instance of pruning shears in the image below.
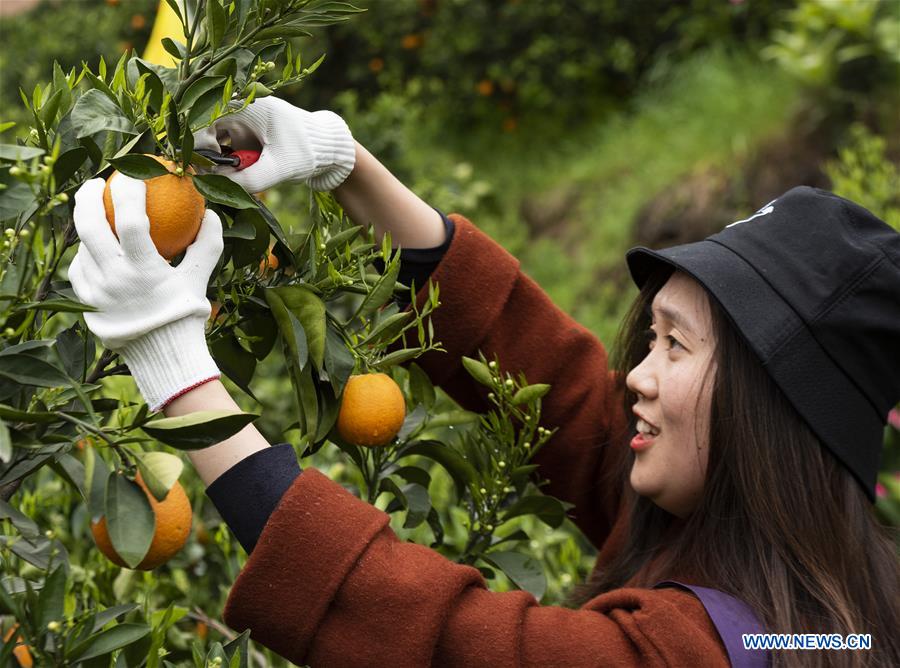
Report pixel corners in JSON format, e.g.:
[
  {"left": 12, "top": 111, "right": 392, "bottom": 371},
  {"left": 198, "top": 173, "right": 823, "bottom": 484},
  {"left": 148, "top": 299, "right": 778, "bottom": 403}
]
[{"left": 195, "top": 148, "right": 261, "bottom": 170}]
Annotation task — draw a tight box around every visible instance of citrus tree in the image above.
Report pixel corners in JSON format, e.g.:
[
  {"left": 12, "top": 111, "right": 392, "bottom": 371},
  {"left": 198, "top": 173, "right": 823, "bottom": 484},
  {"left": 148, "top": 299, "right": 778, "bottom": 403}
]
[{"left": 0, "top": 1, "right": 575, "bottom": 664}]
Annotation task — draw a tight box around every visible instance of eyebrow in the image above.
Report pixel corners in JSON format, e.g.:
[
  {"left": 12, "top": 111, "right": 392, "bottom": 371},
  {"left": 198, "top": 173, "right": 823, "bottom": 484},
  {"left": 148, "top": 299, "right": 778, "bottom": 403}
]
[{"left": 650, "top": 304, "right": 696, "bottom": 337}]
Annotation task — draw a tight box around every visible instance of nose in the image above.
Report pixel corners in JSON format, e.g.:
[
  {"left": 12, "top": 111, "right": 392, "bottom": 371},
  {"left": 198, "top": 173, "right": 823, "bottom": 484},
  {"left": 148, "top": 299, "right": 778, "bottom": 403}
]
[{"left": 626, "top": 352, "right": 658, "bottom": 400}]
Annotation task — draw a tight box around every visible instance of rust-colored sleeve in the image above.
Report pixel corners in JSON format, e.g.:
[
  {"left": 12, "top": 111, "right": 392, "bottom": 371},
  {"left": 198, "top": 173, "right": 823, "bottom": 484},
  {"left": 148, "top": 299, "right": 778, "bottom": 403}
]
[
  {"left": 223, "top": 468, "right": 728, "bottom": 667},
  {"left": 400, "top": 214, "right": 631, "bottom": 548}
]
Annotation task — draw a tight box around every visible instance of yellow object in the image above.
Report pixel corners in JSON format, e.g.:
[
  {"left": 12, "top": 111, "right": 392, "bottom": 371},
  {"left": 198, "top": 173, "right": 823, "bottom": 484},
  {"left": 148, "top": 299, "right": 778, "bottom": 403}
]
[
  {"left": 142, "top": 0, "right": 184, "bottom": 67},
  {"left": 103, "top": 155, "right": 205, "bottom": 261},
  {"left": 337, "top": 373, "right": 407, "bottom": 447},
  {"left": 91, "top": 472, "right": 192, "bottom": 570}
]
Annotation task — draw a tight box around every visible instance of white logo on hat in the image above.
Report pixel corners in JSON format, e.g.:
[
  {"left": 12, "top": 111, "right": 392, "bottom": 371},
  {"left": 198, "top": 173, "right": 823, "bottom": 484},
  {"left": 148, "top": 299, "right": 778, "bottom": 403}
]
[{"left": 727, "top": 199, "right": 777, "bottom": 228}]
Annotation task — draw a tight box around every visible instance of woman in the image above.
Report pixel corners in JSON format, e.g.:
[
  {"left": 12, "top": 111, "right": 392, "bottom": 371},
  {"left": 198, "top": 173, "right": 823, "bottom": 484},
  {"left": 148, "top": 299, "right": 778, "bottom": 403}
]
[{"left": 68, "top": 97, "right": 900, "bottom": 667}]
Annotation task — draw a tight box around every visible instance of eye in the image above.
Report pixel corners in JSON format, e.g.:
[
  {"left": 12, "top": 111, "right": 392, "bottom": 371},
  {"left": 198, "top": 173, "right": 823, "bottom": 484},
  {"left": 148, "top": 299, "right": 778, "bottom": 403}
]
[
  {"left": 643, "top": 328, "right": 656, "bottom": 350},
  {"left": 666, "top": 335, "right": 684, "bottom": 351}
]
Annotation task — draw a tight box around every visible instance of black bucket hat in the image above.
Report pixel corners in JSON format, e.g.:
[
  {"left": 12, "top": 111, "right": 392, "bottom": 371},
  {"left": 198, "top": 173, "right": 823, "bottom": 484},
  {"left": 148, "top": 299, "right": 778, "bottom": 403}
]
[{"left": 626, "top": 186, "right": 900, "bottom": 502}]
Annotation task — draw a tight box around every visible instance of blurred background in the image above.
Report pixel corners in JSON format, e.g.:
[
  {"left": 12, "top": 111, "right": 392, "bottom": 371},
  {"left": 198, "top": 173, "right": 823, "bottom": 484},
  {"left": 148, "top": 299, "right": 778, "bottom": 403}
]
[{"left": 2, "top": 0, "right": 898, "bottom": 624}]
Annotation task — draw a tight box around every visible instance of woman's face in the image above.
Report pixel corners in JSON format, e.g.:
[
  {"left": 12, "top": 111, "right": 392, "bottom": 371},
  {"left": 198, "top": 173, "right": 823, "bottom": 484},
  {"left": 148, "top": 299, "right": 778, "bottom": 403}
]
[{"left": 625, "top": 271, "right": 717, "bottom": 518}]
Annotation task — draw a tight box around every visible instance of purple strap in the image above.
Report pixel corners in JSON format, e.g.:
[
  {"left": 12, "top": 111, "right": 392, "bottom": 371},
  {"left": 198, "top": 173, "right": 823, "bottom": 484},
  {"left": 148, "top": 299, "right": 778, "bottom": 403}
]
[{"left": 653, "top": 580, "right": 771, "bottom": 667}]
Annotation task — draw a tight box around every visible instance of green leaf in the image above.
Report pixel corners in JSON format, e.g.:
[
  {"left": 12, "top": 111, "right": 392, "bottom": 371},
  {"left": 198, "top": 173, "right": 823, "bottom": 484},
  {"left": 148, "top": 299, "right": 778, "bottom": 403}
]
[
  {"left": 91, "top": 604, "right": 140, "bottom": 633},
  {"left": 224, "top": 216, "right": 256, "bottom": 240},
  {"left": 254, "top": 197, "right": 291, "bottom": 251},
  {"left": 314, "top": 375, "right": 341, "bottom": 444},
  {"left": 210, "top": 333, "right": 259, "bottom": 402},
  {"left": 0, "top": 144, "right": 44, "bottom": 161},
  {"left": 511, "top": 383, "right": 551, "bottom": 405},
  {"left": 500, "top": 494, "right": 567, "bottom": 529},
  {"left": 238, "top": 312, "right": 278, "bottom": 361},
  {"left": 180, "top": 76, "right": 226, "bottom": 114},
  {"left": 323, "top": 320, "right": 354, "bottom": 396},
  {"left": 222, "top": 629, "right": 251, "bottom": 665},
  {"left": 400, "top": 482, "right": 431, "bottom": 528},
  {"left": 106, "top": 473, "right": 155, "bottom": 568},
  {"left": 254, "top": 25, "right": 314, "bottom": 41},
  {"left": 323, "top": 225, "right": 363, "bottom": 254},
  {"left": 481, "top": 550, "right": 547, "bottom": 601},
  {"left": 85, "top": 446, "right": 109, "bottom": 523},
  {"left": 107, "top": 154, "right": 170, "bottom": 180},
  {"left": 40, "top": 89, "right": 65, "bottom": 127},
  {"left": 423, "top": 410, "right": 480, "bottom": 429},
  {"left": 228, "top": 208, "right": 268, "bottom": 267},
  {"left": 0, "top": 404, "right": 58, "bottom": 424},
  {"left": 12, "top": 298, "right": 97, "bottom": 314},
  {"left": 0, "top": 498, "right": 40, "bottom": 540},
  {"left": 461, "top": 356, "right": 494, "bottom": 388},
  {"left": 355, "top": 255, "right": 401, "bottom": 322},
  {"left": 390, "top": 464, "right": 432, "bottom": 490},
  {"left": 265, "top": 286, "right": 326, "bottom": 369},
  {"left": 0, "top": 353, "right": 71, "bottom": 388},
  {"left": 135, "top": 451, "right": 184, "bottom": 502},
  {"left": 52, "top": 146, "right": 89, "bottom": 185},
  {"left": 161, "top": 38, "right": 186, "bottom": 60},
  {"left": 141, "top": 410, "right": 260, "bottom": 450},
  {"left": 266, "top": 295, "right": 308, "bottom": 370},
  {"left": 293, "top": 356, "right": 319, "bottom": 441},
  {"left": 71, "top": 89, "right": 138, "bottom": 138},
  {"left": 0, "top": 177, "right": 37, "bottom": 221},
  {"left": 402, "top": 440, "right": 478, "bottom": 502},
  {"left": 50, "top": 453, "right": 87, "bottom": 500},
  {"left": 375, "top": 348, "right": 422, "bottom": 369},
  {"left": 407, "top": 362, "right": 436, "bottom": 409},
  {"left": 37, "top": 564, "right": 66, "bottom": 630},
  {"left": 0, "top": 339, "right": 55, "bottom": 357},
  {"left": 358, "top": 311, "right": 412, "bottom": 347},
  {"left": 193, "top": 173, "right": 257, "bottom": 208},
  {"left": 206, "top": 0, "right": 227, "bottom": 50},
  {"left": 0, "top": 418, "right": 10, "bottom": 464},
  {"left": 72, "top": 623, "right": 152, "bottom": 661}
]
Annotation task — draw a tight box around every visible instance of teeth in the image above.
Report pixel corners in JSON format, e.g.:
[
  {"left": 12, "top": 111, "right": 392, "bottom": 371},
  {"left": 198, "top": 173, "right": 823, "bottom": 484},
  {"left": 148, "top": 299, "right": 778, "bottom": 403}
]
[{"left": 636, "top": 419, "right": 660, "bottom": 436}]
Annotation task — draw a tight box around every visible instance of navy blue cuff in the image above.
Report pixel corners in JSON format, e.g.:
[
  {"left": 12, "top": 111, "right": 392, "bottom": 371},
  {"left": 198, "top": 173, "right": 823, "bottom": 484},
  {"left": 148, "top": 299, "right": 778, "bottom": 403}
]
[
  {"left": 372, "top": 208, "right": 455, "bottom": 307},
  {"left": 205, "top": 443, "right": 302, "bottom": 554}
]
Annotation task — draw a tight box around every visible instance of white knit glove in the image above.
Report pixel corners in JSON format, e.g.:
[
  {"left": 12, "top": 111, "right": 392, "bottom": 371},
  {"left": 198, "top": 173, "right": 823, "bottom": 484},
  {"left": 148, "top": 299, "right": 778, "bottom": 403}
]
[
  {"left": 67, "top": 177, "right": 223, "bottom": 411},
  {"left": 193, "top": 96, "right": 356, "bottom": 193}
]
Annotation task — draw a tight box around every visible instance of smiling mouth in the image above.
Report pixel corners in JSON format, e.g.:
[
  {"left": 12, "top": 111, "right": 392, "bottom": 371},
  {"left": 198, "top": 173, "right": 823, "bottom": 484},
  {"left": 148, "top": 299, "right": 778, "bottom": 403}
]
[{"left": 635, "top": 418, "right": 660, "bottom": 437}]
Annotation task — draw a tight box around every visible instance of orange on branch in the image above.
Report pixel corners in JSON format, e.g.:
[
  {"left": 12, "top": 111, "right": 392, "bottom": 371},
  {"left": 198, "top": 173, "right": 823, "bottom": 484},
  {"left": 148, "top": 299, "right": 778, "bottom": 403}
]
[
  {"left": 2, "top": 625, "right": 33, "bottom": 668},
  {"left": 259, "top": 249, "right": 279, "bottom": 275},
  {"left": 90, "top": 472, "right": 192, "bottom": 570},
  {"left": 103, "top": 155, "right": 205, "bottom": 261},
  {"left": 337, "top": 373, "right": 406, "bottom": 447}
]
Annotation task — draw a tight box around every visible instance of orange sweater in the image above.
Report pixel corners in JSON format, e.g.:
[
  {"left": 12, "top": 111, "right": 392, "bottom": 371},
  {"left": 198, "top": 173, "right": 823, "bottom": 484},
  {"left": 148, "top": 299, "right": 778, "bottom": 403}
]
[{"left": 222, "top": 215, "right": 732, "bottom": 666}]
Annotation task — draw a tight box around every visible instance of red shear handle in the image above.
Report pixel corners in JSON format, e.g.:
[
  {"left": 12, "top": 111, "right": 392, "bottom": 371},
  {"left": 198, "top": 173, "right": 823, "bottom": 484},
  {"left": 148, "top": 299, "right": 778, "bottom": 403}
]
[{"left": 232, "top": 150, "right": 261, "bottom": 171}]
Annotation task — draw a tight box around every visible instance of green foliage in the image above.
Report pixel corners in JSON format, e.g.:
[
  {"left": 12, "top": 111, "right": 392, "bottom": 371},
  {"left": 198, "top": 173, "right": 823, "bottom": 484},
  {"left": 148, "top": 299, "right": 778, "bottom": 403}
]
[
  {"left": 825, "top": 124, "right": 900, "bottom": 231},
  {"left": 295, "top": 0, "right": 785, "bottom": 133},
  {"left": 763, "top": 0, "right": 900, "bottom": 118},
  {"left": 0, "top": 0, "right": 159, "bottom": 138}
]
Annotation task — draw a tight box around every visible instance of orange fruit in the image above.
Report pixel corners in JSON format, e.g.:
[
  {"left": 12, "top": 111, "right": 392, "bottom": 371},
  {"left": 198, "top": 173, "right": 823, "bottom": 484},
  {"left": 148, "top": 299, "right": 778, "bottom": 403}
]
[
  {"left": 90, "top": 472, "right": 192, "bottom": 570},
  {"left": 208, "top": 300, "right": 221, "bottom": 324},
  {"left": 103, "top": 155, "right": 205, "bottom": 261},
  {"left": 259, "top": 249, "right": 279, "bottom": 275},
  {"left": 337, "top": 373, "right": 406, "bottom": 447},
  {"left": 74, "top": 436, "right": 93, "bottom": 451},
  {"left": 477, "top": 79, "right": 494, "bottom": 96},
  {"left": 2, "top": 625, "right": 33, "bottom": 668}
]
